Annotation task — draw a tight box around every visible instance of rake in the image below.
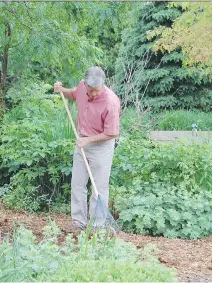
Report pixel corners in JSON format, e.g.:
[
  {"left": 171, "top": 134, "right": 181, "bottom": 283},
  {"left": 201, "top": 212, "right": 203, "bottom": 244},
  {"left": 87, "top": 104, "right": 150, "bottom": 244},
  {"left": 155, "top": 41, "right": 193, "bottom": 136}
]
[{"left": 60, "top": 91, "right": 119, "bottom": 234}]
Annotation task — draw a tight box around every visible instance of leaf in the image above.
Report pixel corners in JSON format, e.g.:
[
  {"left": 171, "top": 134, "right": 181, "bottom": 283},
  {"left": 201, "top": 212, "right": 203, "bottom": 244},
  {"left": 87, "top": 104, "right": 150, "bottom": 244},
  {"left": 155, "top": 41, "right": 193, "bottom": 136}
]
[{"left": 26, "top": 160, "right": 33, "bottom": 166}]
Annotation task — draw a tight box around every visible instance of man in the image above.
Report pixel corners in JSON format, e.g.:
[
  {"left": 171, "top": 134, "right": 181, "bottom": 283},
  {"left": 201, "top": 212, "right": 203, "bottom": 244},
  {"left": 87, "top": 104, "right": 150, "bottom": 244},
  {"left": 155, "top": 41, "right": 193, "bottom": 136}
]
[{"left": 54, "top": 66, "right": 120, "bottom": 231}]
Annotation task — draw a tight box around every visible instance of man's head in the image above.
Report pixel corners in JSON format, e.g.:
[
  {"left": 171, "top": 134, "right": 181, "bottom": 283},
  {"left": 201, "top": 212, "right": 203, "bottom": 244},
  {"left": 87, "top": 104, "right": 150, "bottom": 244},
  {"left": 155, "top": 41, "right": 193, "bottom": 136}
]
[{"left": 84, "top": 66, "right": 106, "bottom": 99}]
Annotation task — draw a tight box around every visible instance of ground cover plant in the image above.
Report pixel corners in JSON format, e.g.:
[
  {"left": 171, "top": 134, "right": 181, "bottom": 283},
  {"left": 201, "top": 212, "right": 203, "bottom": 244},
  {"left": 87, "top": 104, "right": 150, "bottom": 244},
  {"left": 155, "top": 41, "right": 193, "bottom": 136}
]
[
  {"left": 110, "top": 138, "right": 212, "bottom": 239},
  {"left": 0, "top": 221, "right": 177, "bottom": 282}
]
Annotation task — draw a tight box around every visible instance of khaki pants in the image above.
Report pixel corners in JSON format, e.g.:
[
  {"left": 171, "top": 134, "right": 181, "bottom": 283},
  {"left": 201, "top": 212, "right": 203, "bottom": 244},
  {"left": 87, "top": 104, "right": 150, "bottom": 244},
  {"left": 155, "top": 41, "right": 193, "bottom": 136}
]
[{"left": 71, "top": 139, "right": 115, "bottom": 227}]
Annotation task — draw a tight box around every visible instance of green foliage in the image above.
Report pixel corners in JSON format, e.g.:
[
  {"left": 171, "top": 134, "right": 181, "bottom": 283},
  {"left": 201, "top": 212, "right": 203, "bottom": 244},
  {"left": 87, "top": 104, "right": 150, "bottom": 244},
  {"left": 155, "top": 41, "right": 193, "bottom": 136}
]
[
  {"left": 142, "top": 88, "right": 211, "bottom": 113},
  {"left": 0, "top": 222, "right": 177, "bottom": 282},
  {"left": 0, "top": 80, "right": 76, "bottom": 212},
  {"left": 120, "top": 107, "right": 152, "bottom": 137},
  {"left": 120, "top": 108, "right": 212, "bottom": 136},
  {"left": 157, "top": 110, "right": 212, "bottom": 131},
  {"left": 149, "top": 2, "right": 212, "bottom": 73},
  {"left": 115, "top": 2, "right": 212, "bottom": 112},
  {"left": 0, "top": 134, "right": 74, "bottom": 212},
  {"left": 113, "top": 182, "right": 212, "bottom": 239},
  {"left": 112, "top": 139, "right": 212, "bottom": 192},
  {"left": 0, "top": 2, "right": 103, "bottom": 88},
  {"left": 110, "top": 138, "right": 212, "bottom": 239},
  {"left": 49, "top": 257, "right": 177, "bottom": 282},
  {"left": 0, "top": 1, "right": 135, "bottom": 94},
  {"left": 79, "top": 1, "right": 134, "bottom": 78}
]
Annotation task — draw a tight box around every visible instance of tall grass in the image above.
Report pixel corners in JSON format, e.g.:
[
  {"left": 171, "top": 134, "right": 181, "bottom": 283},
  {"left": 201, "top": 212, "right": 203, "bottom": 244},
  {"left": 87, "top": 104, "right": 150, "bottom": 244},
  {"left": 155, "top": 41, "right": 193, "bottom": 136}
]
[
  {"left": 44, "top": 102, "right": 77, "bottom": 142},
  {"left": 120, "top": 108, "right": 212, "bottom": 134},
  {"left": 157, "top": 110, "right": 212, "bottom": 131}
]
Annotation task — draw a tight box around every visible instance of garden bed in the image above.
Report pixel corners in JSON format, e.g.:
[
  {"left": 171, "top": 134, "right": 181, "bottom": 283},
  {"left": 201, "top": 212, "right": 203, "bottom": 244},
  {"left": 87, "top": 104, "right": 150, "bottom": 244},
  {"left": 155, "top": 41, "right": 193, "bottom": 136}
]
[{"left": 0, "top": 201, "right": 211, "bottom": 283}]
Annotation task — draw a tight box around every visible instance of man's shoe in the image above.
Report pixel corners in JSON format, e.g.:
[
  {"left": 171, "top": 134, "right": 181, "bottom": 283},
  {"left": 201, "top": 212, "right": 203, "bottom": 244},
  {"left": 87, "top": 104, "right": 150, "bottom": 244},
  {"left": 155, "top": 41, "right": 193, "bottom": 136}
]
[{"left": 67, "top": 221, "right": 85, "bottom": 236}]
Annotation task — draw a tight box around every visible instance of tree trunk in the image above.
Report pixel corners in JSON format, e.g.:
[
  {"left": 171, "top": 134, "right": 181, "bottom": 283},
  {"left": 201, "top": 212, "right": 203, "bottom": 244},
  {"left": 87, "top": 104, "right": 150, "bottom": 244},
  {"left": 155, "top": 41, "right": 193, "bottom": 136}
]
[{"left": 0, "top": 23, "right": 11, "bottom": 105}]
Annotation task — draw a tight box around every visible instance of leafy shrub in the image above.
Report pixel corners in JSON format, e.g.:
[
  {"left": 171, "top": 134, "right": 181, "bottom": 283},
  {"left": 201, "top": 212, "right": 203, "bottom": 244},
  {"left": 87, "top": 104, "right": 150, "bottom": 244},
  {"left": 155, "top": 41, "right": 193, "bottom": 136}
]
[
  {"left": 143, "top": 96, "right": 178, "bottom": 113},
  {"left": 0, "top": 81, "right": 76, "bottom": 212},
  {"left": 113, "top": 182, "right": 212, "bottom": 239},
  {"left": 157, "top": 110, "right": 212, "bottom": 131},
  {"left": 143, "top": 90, "right": 212, "bottom": 113},
  {"left": 110, "top": 138, "right": 212, "bottom": 239},
  {"left": 112, "top": 138, "right": 212, "bottom": 192},
  {"left": 0, "top": 137, "right": 74, "bottom": 212},
  {"left": 0, "top": 222, "right": 177, "bottom": 282},
  {"left": 5, "top": 74, "right": 52, "bottom": 106}
]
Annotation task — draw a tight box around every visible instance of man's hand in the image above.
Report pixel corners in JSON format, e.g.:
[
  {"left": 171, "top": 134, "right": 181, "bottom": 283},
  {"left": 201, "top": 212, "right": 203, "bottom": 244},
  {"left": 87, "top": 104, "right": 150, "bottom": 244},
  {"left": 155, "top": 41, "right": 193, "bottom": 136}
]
[
  {"left": 54, "top": 81, "right": 64, "bottom": 93},
  {"left": 76, "top": 137, "right": 91, "bottom": 148},
  {"left": 54, "top": 82, "right": 77, "bottom": 100}
]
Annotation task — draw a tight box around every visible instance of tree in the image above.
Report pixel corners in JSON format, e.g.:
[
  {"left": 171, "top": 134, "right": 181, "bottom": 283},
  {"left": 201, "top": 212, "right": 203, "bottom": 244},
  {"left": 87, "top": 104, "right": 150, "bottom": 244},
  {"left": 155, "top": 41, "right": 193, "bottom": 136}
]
[
  {"left": 75, "top": 1, "right": 133, "bottom": 78},
  {"left": 147, "top": 2, "right": 212, "bottom": 73},
  {"left": 0, "top": 2, "right": 102, "bottom": 103},
  {"left": 115, "top": 2, "right": 211, "bottom": 112}
]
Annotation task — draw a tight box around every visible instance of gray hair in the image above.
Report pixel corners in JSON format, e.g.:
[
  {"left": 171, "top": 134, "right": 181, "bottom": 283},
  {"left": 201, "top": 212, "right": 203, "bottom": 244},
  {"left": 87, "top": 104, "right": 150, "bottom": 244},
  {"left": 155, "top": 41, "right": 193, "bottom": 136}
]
[{"left": 84, "top": 66, "right": 106, "bottom": 87}]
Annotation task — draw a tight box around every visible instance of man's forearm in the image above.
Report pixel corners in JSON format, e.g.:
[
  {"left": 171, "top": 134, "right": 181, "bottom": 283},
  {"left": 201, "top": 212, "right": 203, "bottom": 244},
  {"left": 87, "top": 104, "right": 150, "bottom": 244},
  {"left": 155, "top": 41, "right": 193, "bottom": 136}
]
[
  {"left": 61, "top": 87, "right": 77, "bottom": 100},
  {"left": 76, "top": 133, "right": 118, "bottom": 148},
  {"left": 88, "top": 133, "right": 117, "bottom": 143}
]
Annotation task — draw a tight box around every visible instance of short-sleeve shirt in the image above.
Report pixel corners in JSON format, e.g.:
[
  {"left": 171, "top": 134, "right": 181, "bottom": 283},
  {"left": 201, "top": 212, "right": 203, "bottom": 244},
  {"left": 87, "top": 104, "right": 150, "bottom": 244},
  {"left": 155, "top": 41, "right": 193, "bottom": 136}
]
[{"left": 71, "top": 80, "right": 120, "bottom": 137}]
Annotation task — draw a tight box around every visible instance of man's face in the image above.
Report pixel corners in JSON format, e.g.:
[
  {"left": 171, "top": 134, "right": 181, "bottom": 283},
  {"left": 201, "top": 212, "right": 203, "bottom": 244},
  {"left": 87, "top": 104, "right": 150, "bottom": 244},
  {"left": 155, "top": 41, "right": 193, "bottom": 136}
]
[{"left": 85, "top": 84, "right": 103, "bottom": 100}]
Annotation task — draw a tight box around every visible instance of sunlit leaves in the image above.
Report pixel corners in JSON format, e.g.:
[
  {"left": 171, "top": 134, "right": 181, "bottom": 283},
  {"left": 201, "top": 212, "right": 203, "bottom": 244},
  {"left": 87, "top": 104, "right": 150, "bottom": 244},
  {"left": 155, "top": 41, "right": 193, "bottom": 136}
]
[{"left": 148, "top": 2, "right": 212, "bottom": 74}]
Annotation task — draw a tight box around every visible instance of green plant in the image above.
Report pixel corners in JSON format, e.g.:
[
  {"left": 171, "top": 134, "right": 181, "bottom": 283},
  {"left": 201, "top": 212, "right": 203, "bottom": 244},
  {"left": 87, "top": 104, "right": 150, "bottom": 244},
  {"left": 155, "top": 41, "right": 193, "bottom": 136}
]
[
  {"left": 113, "top": 182, "right": 212, "bottom": 239},
  {"left": 1, "top": 137, "right": 74, "bottom": 212},
  {"left": 0, "top": 222, "right": 178, "bottom": 282},
  {"left": 115, "top": 2, "right": 211, "bottom": 112},
  {"left": 0, "top": 81, "right": 76, "bottom": 211},
  {"left": 0, "top": 225, "right": 63, "bottom": 282},
  {"left": 110, "top": 137, "right": 212, "bottom": 239},
  {"left": 46, "top": 258, "right": 177, "bottom": 282},
  {"left": 112, "top": 138, "right": 212, "bottom": 192},
  {"left": 156, "top": 110, "right": 212, "bottom": 131},
  {"left": 120, "top": 107, "right": 153, "bottom": 137}
]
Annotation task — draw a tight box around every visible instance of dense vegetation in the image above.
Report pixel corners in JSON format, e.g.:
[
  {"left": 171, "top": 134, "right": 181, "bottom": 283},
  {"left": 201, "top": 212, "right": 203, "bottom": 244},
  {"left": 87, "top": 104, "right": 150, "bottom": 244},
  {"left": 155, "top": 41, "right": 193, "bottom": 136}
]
[
  {"left": 0, "top": 0, "right": 212, "bottom": 244},
  {"left": 0, "top": 221, "right": 177, "bottom": 282},
  {"left": 111, "top": 139, "right": 211, "bottom": 239},
  {"left": 115, "top": 2, "right": 211, "bottom": 113}
]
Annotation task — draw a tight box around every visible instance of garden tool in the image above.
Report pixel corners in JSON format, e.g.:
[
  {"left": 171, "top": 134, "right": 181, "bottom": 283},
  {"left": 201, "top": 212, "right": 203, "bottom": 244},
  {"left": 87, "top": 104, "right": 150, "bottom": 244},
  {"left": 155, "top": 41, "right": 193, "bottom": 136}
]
[{"left": 59, "top": 91, "right": 119, "bottom": 233}]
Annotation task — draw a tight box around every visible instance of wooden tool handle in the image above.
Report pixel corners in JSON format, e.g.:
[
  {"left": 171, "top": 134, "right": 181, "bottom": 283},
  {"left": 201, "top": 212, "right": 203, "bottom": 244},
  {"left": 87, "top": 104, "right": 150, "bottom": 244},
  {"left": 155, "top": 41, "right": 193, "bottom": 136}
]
[{"left": 60, "top": 91, "right": 99, "bottom": 197}]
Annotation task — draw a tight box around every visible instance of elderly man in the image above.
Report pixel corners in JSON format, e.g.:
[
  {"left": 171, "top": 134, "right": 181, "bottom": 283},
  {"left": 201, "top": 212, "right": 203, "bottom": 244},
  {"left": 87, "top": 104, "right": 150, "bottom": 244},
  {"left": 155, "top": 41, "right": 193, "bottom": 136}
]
[{"left": 54, "top": 66, "right": 120, "bottom": 231}]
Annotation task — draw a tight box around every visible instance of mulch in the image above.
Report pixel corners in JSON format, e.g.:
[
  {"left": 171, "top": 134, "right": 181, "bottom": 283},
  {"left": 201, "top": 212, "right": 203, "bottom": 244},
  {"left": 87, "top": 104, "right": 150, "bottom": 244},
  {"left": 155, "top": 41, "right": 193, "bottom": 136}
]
[{"left": 0, "top": 201, "right": 211, "bottom": 282}]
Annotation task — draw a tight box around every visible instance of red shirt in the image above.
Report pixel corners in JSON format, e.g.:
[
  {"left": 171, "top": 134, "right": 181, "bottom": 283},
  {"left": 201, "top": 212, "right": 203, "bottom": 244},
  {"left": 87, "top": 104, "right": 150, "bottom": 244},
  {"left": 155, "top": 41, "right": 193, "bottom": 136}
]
[{"left": 72, "top": 81, "right": 120, "bottom": 137}]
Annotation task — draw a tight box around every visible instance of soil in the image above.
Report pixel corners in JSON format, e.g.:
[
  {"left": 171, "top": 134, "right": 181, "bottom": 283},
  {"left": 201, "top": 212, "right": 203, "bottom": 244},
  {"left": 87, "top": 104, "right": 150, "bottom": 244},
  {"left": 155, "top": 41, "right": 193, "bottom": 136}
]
[{"left": 0, "top": 201, "right": 211, "bottom": 282}]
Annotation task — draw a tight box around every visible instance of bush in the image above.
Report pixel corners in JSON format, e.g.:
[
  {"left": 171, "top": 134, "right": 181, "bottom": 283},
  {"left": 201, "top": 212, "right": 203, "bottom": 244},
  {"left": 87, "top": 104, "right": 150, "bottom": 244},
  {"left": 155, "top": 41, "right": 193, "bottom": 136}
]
[
  {"left": 0, "top": 136, "right": 74, "bottom": 212},
  {"left": 0, "top": 81, "right": 77, "bottom": 212},
  {"left": 113, "top": 183, "right": 212, "bottom": 239},
  {"left": 112, "top": 138, "right": 212, "bottom": 192},
  {"left": 120, "top": 108, "right": 212, "bottom": 134},
  {"left": 110, "top": 138, "right": 212, "bottom": 239},
  {"left": 0, "top": 222, "right": 177, "bottom": 282}
]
